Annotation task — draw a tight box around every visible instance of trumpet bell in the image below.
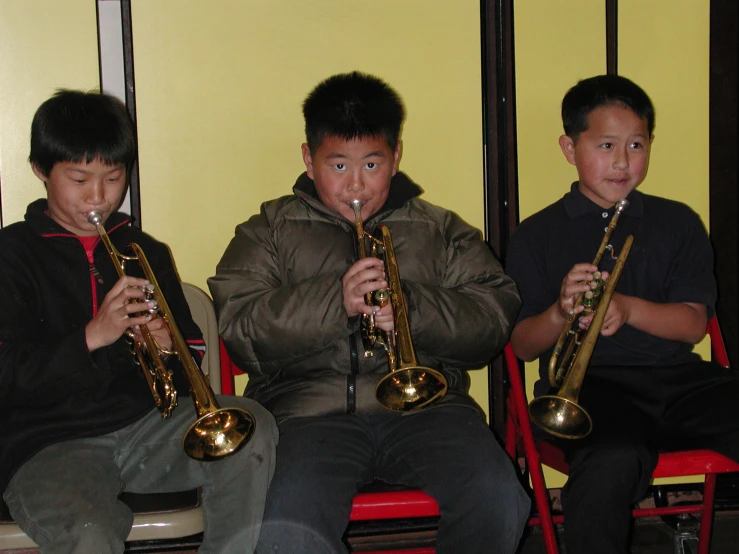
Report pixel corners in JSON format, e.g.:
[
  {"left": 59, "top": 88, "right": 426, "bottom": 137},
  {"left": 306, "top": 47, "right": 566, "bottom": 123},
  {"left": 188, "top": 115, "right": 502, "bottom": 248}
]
[
  {"left": 528, "top": 394, "right": 592, "bottom": 440},
  {"left": 375, "top": 366, "right": 448, "bottom": 412},
  {"left": 182, "top": 407, "right": 256, "bottom": 461}
]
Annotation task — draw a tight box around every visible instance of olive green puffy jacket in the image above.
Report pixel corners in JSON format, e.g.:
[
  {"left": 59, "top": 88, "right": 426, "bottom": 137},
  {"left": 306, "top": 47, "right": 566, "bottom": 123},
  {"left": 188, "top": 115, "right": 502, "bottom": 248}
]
[{"left": 208, "top": 172, "right": 521, "bottom": 423}]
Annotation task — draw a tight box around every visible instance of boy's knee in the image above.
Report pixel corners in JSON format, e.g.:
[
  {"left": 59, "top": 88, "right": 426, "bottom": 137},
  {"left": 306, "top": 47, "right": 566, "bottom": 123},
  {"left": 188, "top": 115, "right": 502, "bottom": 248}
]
[
  {"left": 566, "top": 444, "right": 655, "bottom": 501},
  {"left": 459, "top": 467, "right": 530, "bottom": 525},
  {"left": 53, "top": 521, "right": 127, "bottom": 554},
  {"left": 216, "top": 396, "right": 278, "bottom": 454}
]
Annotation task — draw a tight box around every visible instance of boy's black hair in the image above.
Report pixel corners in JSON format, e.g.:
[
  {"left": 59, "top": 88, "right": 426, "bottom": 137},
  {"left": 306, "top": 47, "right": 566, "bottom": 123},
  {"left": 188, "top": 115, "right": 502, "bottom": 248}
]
[
  {"left": 29, "top": 89, "right": 137, "bottom": 177},
  {"left": 562, "top": 75, "right": 655, "bottom": 140},
  {"left": 303, "top": 71, "right": 405, "bottom": 153}
]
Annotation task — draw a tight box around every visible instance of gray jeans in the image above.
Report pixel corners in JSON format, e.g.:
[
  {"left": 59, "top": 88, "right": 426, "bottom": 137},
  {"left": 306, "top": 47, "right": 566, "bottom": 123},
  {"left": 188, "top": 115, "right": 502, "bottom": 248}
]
[{"left": 3, "top": 395, "right": 277, "bottom": 554}]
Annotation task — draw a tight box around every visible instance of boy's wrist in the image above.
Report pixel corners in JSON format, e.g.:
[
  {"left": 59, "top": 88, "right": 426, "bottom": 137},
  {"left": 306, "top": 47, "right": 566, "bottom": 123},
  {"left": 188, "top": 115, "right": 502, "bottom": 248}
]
[{"left": 549, "top": 303, "right": 568, "bottom": 328}]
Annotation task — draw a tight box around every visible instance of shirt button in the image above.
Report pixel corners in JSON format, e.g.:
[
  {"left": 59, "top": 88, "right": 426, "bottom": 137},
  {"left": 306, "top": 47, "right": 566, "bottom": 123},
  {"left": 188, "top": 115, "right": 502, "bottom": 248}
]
[{"left": 602, "top": 212, "right": 609, "bottom": 218}]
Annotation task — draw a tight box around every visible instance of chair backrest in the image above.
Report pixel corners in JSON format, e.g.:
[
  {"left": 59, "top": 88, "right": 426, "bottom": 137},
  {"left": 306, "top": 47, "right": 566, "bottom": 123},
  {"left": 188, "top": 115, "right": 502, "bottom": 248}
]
[
  {"left": 182, "top": 282, "right": 222, "bottom": 393},
  {"left": 708, "top": 316, "right": 730, "bottom": 368}
]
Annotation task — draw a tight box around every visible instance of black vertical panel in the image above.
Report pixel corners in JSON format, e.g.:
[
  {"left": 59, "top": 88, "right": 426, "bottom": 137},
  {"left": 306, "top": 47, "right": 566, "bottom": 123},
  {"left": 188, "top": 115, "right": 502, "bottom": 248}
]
[
  {"left": 0, "top": 173, "right": 4, "bottom": 228},
  {"left": 606, "top": 0, "right": 618, "bottom": 75},
  {"left": 482, "top": 0, "right": 518, "bottom": 437},
  {"left": 120, "top": 0, "right": 142, "bottom": 229},
  {"left": 710, "top": 0, "right": 738, "bottom": 368}
]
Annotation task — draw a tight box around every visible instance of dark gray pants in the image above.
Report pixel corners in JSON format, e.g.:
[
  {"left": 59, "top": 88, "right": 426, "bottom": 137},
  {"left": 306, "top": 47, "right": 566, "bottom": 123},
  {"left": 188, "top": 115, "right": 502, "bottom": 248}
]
[
  {"left": 558, "top": 361, "right": 739, "bottom": 554},
  {"left": 255, "top": 405, "right": 530, "bottom": 554},
  {"left": 3, "top": 396, "right": 278, "bottom": 554}
]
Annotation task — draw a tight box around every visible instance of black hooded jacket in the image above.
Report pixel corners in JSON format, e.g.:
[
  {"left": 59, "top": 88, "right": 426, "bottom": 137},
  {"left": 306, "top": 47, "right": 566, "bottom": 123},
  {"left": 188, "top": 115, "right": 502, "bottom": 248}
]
[{"left": 0, "top": 199, "right": 202, "bottom": 492}]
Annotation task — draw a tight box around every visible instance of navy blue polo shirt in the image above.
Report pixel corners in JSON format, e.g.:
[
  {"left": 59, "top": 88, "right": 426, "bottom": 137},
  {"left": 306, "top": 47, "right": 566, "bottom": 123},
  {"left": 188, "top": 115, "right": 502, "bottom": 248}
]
[{"left": 506, "top": 182, "right": 716, "bottom": 392}]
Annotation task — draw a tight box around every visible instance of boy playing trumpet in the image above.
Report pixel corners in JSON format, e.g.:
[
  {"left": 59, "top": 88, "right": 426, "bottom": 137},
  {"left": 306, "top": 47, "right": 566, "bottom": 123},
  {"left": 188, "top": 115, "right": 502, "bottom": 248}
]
[
  {"left": 209, "top": 71, "right": 529, "bottom": 553},
  {"left": 0, "top": 90, "right": 277, "bottom": 554},
  {"left": 506, "top": 74, "right": 739, "bottom": 554}
]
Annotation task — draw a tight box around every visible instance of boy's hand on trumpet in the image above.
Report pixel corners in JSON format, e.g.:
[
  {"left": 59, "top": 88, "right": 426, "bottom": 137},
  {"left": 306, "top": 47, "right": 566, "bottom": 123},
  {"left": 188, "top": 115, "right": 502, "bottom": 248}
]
[
  {"left": 85, "top": 276, "right": 155, "bottom": 351},
  {"left": 342, "top": 257, "right": 394, "bottom": 332},
  {"left": 130, "top": 312, "right": 174, "bottom": 351},
  {"left": 558, "top": 263, "right": 610, "bottom": 330}
]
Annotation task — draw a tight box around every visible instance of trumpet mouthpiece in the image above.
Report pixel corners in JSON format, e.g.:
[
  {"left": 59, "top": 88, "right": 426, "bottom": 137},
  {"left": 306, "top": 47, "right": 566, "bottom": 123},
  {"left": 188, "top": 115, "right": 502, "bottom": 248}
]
[
  {"left": 87, "top": 211, "right": 103, "bottom": 225},
  {"left": 350, "top": 200, "right": 365, "bottom": 220},
  {"left": 616, "top": 199, "right": 629, "bottom": 212}
]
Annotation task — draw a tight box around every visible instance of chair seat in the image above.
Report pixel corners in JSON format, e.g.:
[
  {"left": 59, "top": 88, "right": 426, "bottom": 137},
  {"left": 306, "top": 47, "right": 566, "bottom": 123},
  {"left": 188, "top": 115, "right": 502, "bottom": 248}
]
[
  {"left": 350, "top": 489, "right": 440, "bottom": 521},
  {"left": 503, "top": 317, "right": 739, "bottom": 554},
  {"left": 537, "top": 441, "right": 739, "bottom": 479},
  {"left": 0, "top": 490, "right": 203, "bottom": 550},
  {"left": 654, "top": 450, "right": 739, "bottom": 478}
]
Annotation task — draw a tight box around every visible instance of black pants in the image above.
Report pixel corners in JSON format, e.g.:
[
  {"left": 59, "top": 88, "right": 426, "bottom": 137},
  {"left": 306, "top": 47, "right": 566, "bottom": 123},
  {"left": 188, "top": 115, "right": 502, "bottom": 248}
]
[
  {"left": 555, "top": 361, "right": 739, "bottom": 554},
  {"left": 255, "top": 405, "right": 530, "bottom": 554}
]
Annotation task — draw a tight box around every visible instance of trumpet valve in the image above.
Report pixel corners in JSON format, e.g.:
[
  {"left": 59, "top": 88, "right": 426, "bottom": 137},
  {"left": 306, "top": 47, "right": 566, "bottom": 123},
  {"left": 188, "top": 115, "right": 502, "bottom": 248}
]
[
  {"left": 582, "top": 290, "right": 596, "bottom": 311},
  {"left": 141, "top": 284, "right": 158, "bottom": 313},
  {"left": 373, "top": 289, "right": 389, "bottom": 306}
]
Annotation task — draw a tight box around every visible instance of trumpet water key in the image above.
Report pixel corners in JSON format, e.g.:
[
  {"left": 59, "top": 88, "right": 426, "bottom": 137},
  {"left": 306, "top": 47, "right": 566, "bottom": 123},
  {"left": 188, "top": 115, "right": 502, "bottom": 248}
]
[
  {"left": 87, "top": 211, "right": 256, "bottom": 460},
  {"left": 528, "top": 199, "right": 634, "bottom": 439},
  {"left": 350, "top": 200, "right": 447, "bottom": 412}
]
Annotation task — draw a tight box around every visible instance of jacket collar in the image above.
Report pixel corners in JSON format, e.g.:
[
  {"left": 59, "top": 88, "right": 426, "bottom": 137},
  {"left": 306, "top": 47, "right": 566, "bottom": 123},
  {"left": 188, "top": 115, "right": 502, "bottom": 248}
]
[
  {"left": 292, "top": 171, "right": 424, "bottom": 223},
  {"left": 562, "top": 181, "right": 645, "bottom": 219},
  {"left": 25, "top": 198, "right": 132, "bottom": 238}
]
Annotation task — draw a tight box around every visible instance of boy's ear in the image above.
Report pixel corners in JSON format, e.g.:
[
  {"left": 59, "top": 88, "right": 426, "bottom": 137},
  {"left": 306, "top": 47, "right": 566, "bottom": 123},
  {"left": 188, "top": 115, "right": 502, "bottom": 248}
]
[
  {"left": 391, "top": 140, "right": 402, "bottom": 176},
  {"left": 559, "top": 135, "right": 577, "bottom": 166},
  {"left": 31, "top": 163, "right": 49, "bottom": 183},
  {"left": 301, "top": 143, "right": 314, "bottom": 179}
]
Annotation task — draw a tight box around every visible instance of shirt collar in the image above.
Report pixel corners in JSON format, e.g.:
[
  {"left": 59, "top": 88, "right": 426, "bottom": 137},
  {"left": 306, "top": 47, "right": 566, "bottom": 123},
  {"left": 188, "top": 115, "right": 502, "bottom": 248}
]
[{"left": 562, "top": 181, "right": 645, "bottom": 219}]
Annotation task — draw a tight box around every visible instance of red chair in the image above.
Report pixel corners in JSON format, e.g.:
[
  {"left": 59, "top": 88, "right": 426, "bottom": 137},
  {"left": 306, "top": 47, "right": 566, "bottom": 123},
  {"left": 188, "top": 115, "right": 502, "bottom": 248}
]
[
  {"left": 219, "top": 341, "right": 439, "bottom": 554},
  {"left": 503, "top": 316, "right": 739, "bottom": 554}
]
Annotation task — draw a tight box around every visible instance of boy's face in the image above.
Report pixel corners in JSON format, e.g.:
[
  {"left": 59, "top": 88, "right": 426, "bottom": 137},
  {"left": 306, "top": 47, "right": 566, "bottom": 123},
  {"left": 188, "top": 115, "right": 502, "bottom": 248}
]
[
  {"left": 32, "top": 158, "right": 127, "bottom": 236},
  {"left": 301, "top": 135, "right": 401, "bottom": 222},
  {"left": 559, "top": 103, "right": 653, "bottom": 209}
]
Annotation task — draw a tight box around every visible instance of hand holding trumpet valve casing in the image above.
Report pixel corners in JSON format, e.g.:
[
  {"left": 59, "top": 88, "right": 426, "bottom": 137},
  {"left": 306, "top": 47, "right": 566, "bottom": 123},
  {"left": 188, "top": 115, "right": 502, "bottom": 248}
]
[
  {"left": 528, "top": 199, "right": 634, "bottom": 439},
  {"left": 350, "top": 200, "right": 447, "bottom": 412},
  {"left": 86, "top": 210, "right": 256, "bottom": 460}
]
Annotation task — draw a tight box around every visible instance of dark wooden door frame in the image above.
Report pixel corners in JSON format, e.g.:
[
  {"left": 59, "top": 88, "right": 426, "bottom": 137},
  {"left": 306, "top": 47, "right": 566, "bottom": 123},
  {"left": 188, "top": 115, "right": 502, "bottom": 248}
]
[
  {"left": 709, "top": 0, "right": 738, "bottom": 369},
  {"left": 481, "top": 0, "right": 518, "bottom": 435}
]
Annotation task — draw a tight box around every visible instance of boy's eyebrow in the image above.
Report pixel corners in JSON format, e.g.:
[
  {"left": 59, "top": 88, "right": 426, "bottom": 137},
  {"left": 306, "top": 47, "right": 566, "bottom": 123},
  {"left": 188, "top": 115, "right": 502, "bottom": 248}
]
[
  {"left": 323, "top": 151, "right": 387, "bottom": 160},
  {"left": 362, "top": 151, "right": 387, "bottom": 158},
  {"left": 596, "top": 132, "right": 649, "bottom": 139},
  {"left": 64, "top": 164, "right": 125, "bottom": 175}
]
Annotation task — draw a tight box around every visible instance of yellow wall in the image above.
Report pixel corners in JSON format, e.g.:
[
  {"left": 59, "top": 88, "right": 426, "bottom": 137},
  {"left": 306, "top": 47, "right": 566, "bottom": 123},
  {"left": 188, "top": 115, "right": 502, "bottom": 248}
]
[
  {"left": 129, "top": 1, "right": 489, "bottom": 403},
  {"left": 514, "top": 0, "right": 710, "bottom": 486},
  {"left": 0, "top": 1, "right": 714, "bottom": 479},
  {"left": 0, "top": 0, "right": 100, "bottom": 224}
]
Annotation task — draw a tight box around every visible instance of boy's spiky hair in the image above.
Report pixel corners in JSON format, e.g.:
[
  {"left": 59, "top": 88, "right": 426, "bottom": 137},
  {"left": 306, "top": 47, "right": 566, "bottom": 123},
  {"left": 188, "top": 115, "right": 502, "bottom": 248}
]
[
  {"left": 302, "top": 71, "right": 405, "bottom": 153},
  {"left": 29, "top": 89, "right": 137, "bottom": 176},
  {"left": 562, "top": 74, "right": 655, "bottom": 140}
]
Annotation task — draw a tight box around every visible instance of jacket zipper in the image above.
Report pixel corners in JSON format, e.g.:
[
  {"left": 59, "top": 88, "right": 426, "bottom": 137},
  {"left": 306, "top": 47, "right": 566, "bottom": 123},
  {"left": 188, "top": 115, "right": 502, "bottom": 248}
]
[
  {"left": 347, "top": 221, "right": 363, "bottom": 414},
  {"left": 348, "top": 333, "right": 358, "bottom": 413},
  {"left": 83, "top": 239, "right": 103, "bottom": 317}
]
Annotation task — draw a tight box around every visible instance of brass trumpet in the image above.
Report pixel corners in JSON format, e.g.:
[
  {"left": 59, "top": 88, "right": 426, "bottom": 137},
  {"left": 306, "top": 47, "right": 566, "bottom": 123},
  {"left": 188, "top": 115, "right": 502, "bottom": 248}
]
[
  {"left": 87, "top": 211, "right": 255, "bottom": 460},
  {"left": 528, "top": 199, "right": 634, "bottom": 439},
  {"left": 350, "top": 200, "right": 447, "bottom": 412}
]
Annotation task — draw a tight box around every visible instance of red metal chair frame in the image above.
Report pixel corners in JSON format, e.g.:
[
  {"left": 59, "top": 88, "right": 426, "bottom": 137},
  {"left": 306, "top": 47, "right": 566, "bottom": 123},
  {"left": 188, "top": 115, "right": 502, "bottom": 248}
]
[
  {"left": 503, "top": 316, "right": 739, "bottom": 554},
  {"left": 219, "top": 341, "right": 439, "bottom": 554}
]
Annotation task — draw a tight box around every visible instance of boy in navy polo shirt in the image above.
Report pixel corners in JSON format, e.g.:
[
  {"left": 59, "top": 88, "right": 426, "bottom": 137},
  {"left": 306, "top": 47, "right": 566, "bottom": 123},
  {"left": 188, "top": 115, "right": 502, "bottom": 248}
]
[
  {"left": 506, "top": 74, "right": 739, "bottom": 554},
  {"left": 0, "top": 90, "right": 277, "bottom": 554}
]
